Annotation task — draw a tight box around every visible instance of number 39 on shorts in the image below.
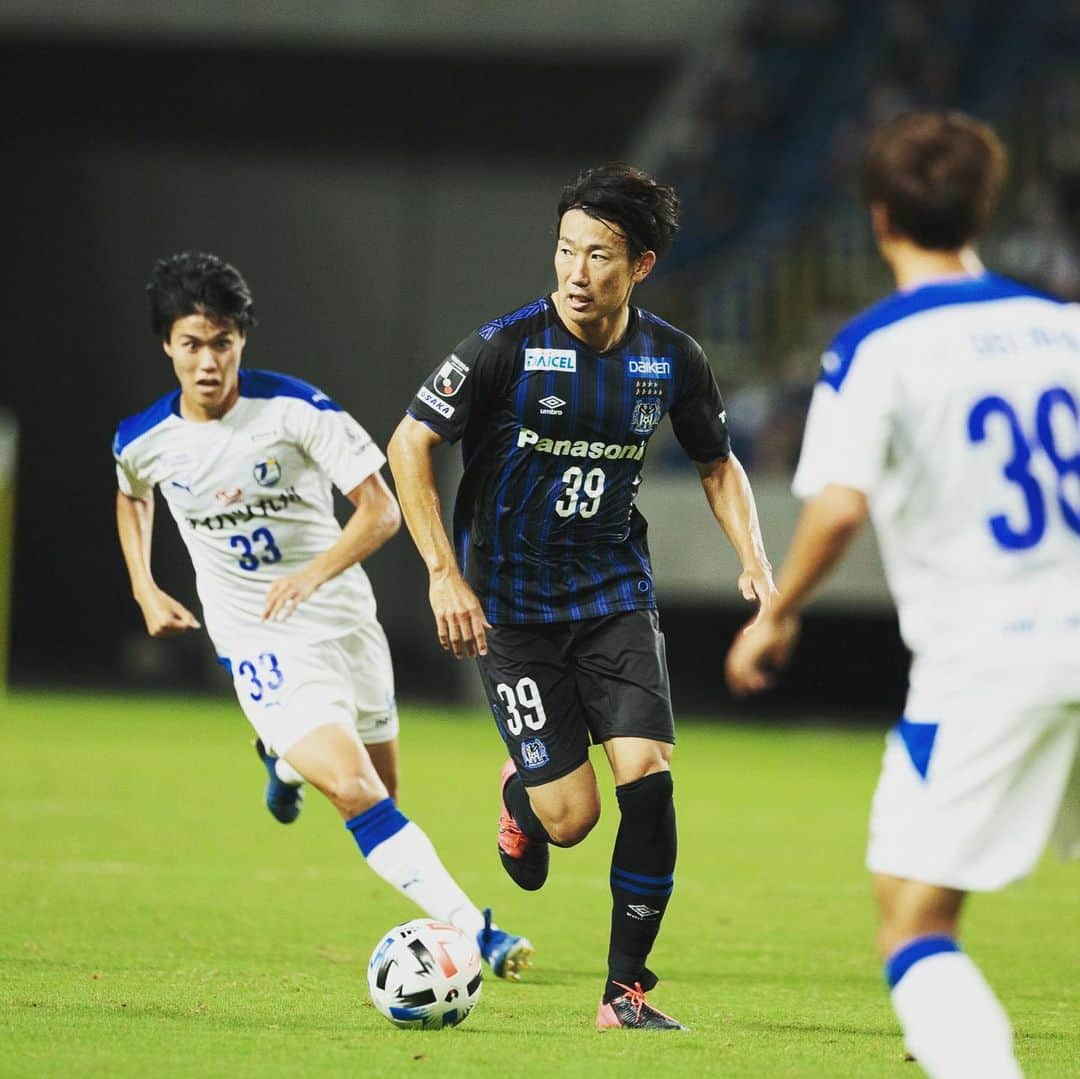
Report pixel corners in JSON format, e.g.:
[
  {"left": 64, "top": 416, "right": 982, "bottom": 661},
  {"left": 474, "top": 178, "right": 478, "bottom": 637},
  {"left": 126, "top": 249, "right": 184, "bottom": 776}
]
[{"left": 495, "top": 677, "right": 547, "bottom": 736}]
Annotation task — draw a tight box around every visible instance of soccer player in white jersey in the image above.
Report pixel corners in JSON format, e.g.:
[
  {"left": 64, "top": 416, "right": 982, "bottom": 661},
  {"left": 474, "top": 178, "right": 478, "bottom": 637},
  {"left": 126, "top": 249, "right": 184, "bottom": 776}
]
[
  {"left": 726, "top": 113, "right": 1080, "bottom": 1078},
  {"left": 114, "top": 252, "right": 532, "bottom": 982}
]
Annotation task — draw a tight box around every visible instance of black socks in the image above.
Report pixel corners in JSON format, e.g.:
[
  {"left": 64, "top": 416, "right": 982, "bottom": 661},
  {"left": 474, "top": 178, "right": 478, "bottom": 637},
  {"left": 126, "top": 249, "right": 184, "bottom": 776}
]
[{"left": 604, "top": 770, "right": 676, "bottom": 1003}]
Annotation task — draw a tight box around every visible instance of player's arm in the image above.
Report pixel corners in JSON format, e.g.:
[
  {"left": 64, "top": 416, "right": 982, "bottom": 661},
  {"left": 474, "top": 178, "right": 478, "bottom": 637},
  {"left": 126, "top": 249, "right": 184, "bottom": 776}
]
[
  {"left": 115, "top": 489, "right": 201, "bottom": 637},
  {"left": 725, "top": 483, "right": 870, "bottom": 696},
  {"left": 695, "top": 452, "right": 777, "bottom": 616},
  {"left": 386, "top": 414, "right": 490, "bottom": 659},
  {"left": 263, "top": 471, "right": 401, "bottom": 622}
]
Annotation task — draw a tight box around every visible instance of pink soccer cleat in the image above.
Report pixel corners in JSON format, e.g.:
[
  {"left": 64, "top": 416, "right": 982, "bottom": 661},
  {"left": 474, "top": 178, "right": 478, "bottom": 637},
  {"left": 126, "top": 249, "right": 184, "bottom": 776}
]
[{"left": 596, "top": 981, "right": 688, "bottom": 1031}]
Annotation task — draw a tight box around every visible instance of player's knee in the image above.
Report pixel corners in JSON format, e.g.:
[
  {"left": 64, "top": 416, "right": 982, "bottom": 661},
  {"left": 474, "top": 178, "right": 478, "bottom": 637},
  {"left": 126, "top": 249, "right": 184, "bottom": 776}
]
[
  {"left": 542, "top": 804, "right": 600, "bottom": 847},
  {"left": 873, "top": 876, "right": 962, "bottom": 960},
  {"left": 317, "top": 770, "right": 388, "bottom": 818}
]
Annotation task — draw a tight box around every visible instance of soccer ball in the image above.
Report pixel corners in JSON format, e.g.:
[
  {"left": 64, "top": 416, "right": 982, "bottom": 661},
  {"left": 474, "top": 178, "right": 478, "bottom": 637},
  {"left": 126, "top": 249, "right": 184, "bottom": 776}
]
[{"left": 367, "top": 919, "right": 483, "bottom": 1029}]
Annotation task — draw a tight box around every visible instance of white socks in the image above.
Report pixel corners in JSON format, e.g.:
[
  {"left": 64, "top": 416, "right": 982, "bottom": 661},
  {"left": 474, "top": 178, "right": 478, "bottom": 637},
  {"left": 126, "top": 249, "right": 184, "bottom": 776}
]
[
  {"left": 346, "top": 799, "right": 485, "bottom": 939},
  {"left": 888, "top": 938, "right": 1022, "bottom": 1079}
]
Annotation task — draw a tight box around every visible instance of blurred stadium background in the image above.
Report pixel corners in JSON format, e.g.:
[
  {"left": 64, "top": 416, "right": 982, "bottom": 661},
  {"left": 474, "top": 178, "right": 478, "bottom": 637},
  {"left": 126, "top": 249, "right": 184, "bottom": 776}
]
[{"left": 2, "top": 0, "right": 1079, "bottom": 716}]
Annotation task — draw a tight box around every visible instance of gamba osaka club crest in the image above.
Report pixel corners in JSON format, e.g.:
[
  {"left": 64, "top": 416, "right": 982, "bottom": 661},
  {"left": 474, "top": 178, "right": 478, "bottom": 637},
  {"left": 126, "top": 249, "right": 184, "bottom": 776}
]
[
  {"left": 520, "top": 738, "right": 550, "bottom": 770},
  {"left": 631, "top": 398, "right": 662, "bottom": 436},
  {"left": 253, "top": 457, "right": 282, "bottom": 486}
]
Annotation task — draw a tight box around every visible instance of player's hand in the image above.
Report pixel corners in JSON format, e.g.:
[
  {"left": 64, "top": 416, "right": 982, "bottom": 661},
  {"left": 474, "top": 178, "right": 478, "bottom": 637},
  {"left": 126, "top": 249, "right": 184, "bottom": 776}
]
[
  {"left": 737, "top": 561, "right": 779, "bottom": 626},
  {"left": 429, "top": 571, "right": 491, "bottom": 659},
  {"left": 724, "top": 610, "right": 800, "bottom": 697},
  {"left": 136, "top": 587, "right": 201, "bottom": 638},
  {"left": 263, "top": 568, "right": 321, "bottom": 622}
]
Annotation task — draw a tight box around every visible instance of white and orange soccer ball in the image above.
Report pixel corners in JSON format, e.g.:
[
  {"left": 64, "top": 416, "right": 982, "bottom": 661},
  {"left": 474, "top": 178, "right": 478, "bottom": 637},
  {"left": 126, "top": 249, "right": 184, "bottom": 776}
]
[{"left": 367, "top": 919, "right": 483, "bottom": 1030}]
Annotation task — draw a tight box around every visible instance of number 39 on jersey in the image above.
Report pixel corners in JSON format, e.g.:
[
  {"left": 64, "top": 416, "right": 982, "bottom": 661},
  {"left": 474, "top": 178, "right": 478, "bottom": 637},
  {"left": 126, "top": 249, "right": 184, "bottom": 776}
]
[{"left": 968, "top": 384, "right": 1080, "bottom": 551}]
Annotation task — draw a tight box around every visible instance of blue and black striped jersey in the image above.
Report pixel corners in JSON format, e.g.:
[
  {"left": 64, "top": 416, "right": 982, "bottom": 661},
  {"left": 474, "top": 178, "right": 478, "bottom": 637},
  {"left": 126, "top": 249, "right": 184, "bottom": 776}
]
[{"left": 407, "top": 296, "right": 730, "bottom": 625}]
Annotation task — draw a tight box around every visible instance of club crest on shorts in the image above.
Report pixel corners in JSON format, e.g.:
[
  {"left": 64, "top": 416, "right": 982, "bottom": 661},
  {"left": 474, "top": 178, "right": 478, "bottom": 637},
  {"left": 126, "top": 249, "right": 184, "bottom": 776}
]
[
  {"left": 253, "top": 457, "right": 282, "bottom": 486},
  {"left": 520, "top": 738, "right": 550, "bottom": 770}
]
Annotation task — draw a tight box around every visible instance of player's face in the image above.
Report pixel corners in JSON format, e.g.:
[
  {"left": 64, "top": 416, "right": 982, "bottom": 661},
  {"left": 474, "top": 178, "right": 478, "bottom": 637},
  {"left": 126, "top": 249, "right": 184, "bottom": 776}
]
[
  {"left": 553, "top": 209, "right": 656, "bottom": 349},
  {"left": 163, "top": 313, "right": 246, "bottom": 421}
]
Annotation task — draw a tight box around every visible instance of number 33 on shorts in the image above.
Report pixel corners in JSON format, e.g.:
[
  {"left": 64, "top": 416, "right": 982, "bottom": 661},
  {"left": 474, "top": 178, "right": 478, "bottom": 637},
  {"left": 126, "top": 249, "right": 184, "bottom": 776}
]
[
  {"left": 235, "top": 651, "right": 284, "bottom": 703},
  {"left": 496, "top": 677, "right": 547, "bottom": 736}
]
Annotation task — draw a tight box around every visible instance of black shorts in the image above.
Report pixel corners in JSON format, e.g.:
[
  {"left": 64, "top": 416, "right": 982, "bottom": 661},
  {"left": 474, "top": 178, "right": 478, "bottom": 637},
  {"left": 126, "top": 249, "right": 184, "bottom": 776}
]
[{"left": 475, "top": 609, "right": 675, "bottom": 787}]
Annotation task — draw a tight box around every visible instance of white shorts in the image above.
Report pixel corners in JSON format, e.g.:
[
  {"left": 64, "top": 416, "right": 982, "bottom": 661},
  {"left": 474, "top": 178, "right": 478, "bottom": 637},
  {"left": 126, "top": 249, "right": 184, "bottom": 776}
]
[
  {"left": 867, "top": 663, "right": 1080, "bottom": 892},
  {"left": 220, "top": 620, "right": 399, "bottom": 757}
]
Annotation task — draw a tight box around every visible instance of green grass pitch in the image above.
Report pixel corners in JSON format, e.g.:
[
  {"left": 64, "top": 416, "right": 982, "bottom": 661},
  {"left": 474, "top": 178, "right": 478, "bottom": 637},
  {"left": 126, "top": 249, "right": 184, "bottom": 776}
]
[{"left": 3, "top": 692, "right": 1077, "bottom": 1077}]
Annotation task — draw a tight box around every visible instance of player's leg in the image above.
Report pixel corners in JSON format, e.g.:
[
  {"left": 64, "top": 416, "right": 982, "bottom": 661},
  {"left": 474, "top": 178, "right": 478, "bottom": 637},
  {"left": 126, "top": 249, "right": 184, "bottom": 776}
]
[
  {"left": 285, "top": 716, "right": 529, "bottom": 974},
  {"left": 218, "top": 653, "right": 304, "bottom": 823},
  {"left": 478, "top": 622, "right": 597, "bottom": 890},
  {"left": 578, "top": 611, "right": 684, "bottom": 1030},
  {"left": 253, "top": 735, "right": 305, "bottom": 823},
  {"left": 866, "top": 688, "right": 1079, "bottom": 1078},
  {"left": 365, "top": 739, "right": 399, "bottom": 804},
  {"left": 345, "top": 620, "right": 534, "bottom": 979},
  {"left": 874, "top": 875, "right": 1021, "bottom": 1079},
  {"left": 505, "top": 759, "right": 602, "bottom": 845}
]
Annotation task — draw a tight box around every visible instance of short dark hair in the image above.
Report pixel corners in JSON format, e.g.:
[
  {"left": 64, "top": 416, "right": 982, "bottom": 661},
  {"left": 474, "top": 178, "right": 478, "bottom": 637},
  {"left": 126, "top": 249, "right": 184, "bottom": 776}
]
[
  {"left": 861, "top": 111, "right": 1008, "bottom": 250},
  {"left": 146, "top": 251, "right": 257, "bottom": 340},
  {"left": 557, "top": 163, "right": 680, "bottom": 260}
]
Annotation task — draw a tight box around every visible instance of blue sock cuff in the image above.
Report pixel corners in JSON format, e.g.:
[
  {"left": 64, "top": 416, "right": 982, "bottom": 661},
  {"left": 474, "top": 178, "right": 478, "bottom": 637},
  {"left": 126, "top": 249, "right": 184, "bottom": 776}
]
[
  {"left": 885, "top": 935, "right": 960, "bottom": 989},
  {"left": 610, "top": 865, "right": 674, "bottom": 897},
  {"left": 345, "top": 798, "right": 409, "bottom": 857}
]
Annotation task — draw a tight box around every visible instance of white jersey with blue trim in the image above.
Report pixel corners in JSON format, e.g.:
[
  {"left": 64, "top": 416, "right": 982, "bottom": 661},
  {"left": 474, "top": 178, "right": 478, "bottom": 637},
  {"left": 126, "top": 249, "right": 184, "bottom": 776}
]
[
  {"left": 793, "top": 273, "right": 1080, "bottom": 666},
  {"left": 113, "top": 369, "right": 386, "bottom": 651}
]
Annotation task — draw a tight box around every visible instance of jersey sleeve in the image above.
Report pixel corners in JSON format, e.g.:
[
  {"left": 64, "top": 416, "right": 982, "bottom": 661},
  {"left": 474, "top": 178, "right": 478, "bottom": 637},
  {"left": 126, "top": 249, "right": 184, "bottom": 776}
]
[
  {"left": 668, "top": 343, "right": 731, "bottom": 462},
  {"left": 287, "top": 399, "right": 386, "bottom": 496},
  {"left": 405, "top": 332, "right": 508, "bottom": 444},
  {"left": 113, "top": 436, "right": 153, "bottom": 500},
  {"left": 792, "top": 343, "right": 893, "bottom": 499}
]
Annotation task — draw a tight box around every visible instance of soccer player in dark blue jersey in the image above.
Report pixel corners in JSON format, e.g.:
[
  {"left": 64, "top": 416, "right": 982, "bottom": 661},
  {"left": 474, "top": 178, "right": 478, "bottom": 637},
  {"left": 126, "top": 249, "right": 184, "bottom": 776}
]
[{"left": 388, "top": 164, "right": 777, "bottom": 1029}]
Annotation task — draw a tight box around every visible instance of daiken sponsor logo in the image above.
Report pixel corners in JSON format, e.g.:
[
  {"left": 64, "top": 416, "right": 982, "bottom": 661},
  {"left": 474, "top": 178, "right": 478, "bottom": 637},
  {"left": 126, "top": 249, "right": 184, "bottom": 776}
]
[
  {"left": 524, "top": 348, "right": 577, "bottom": 372},
  {"left": 626, "top": 357, "right": 672, "bottom": 379},
  {"left": 517, "top": 426, "right": 644, "bottom": 461}
]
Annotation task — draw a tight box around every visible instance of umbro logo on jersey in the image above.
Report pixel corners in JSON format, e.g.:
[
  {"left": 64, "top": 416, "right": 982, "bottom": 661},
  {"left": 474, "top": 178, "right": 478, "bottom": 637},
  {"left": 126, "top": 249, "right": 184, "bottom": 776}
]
[
  {"left": 539, "top": 395, "right": 566, "bottom": 415},
  {"left": 627, "top": 357, "right": 672, "bottom": 379},
  {"left": 524, "top": 348, "right": 577, "bottom": 372}
]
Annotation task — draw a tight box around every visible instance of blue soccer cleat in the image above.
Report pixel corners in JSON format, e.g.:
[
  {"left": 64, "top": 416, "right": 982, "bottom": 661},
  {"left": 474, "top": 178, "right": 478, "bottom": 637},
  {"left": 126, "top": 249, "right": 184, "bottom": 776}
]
[
  {"left": 254, "top": 738, "right": 303, "bottom": 824},
  {"left": 477, "top": 907, "right": 534, "bottom": 981}
]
